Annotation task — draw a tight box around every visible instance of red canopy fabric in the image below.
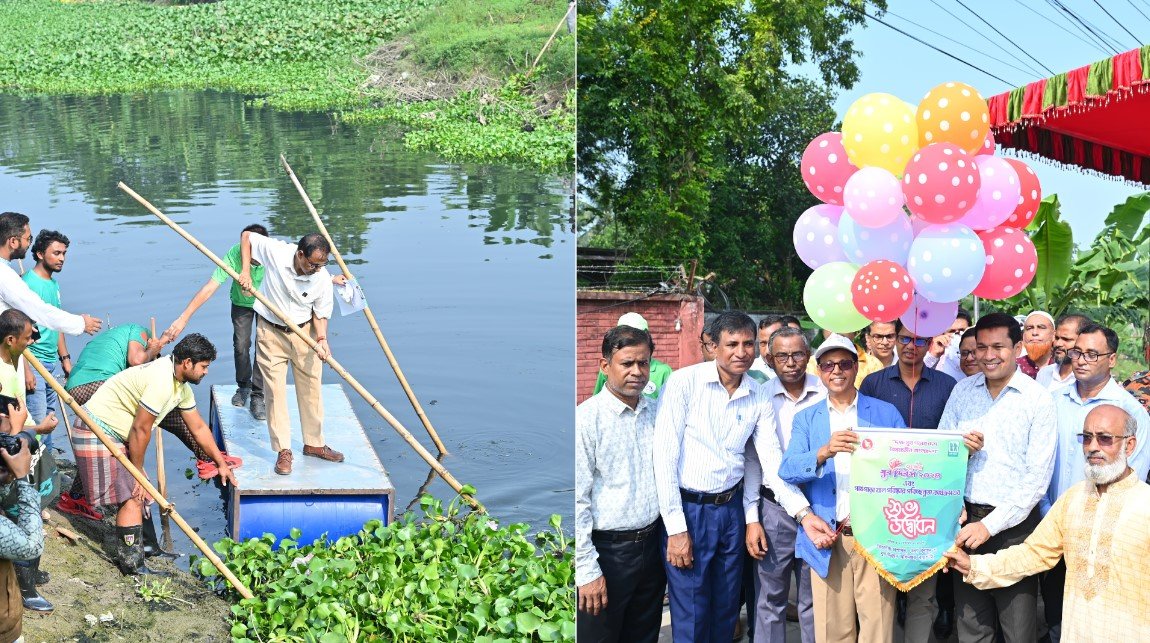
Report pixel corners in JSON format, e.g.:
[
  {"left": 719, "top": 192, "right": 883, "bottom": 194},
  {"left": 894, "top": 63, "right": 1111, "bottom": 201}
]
[{"left": 988, "top": 45, "right": 1150, "bottom": 184}]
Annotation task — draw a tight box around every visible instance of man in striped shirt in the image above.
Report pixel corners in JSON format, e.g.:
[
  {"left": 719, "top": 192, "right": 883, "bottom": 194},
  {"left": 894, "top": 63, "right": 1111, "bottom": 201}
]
[{"left": 576, "top": 324, "right": 663, "bottom": 643}]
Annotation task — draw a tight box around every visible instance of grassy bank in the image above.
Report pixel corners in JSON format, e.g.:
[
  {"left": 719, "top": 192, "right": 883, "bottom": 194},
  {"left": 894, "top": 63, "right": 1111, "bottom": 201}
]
[{"left": 0, "top": 0, "right": 574, "bottom": 171}]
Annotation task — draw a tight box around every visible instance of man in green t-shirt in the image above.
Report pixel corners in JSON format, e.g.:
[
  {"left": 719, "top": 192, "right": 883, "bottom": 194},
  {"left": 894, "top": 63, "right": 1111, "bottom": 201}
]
[
  {"left": 22, "top": 229, "right": 72, "bottom": 451},
  {"left": 164, "top": 224, "right": 270, "bottom": 420},
  {"left": 592, "top": 313, "right": 673, "bottom": 399}
]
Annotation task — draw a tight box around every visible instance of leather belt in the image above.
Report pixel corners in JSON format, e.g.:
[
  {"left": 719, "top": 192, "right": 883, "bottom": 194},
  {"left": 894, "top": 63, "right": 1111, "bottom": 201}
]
[
  {"left": 840, "top": 525, "right": 854, "bottom": 537},
  {"left": 759, "top": 485, "right": 779, "bottom": 505},
  {"left": 591, "top": 520, "right": 660, "bottom": 543},
  {"left": 680, "top": 482, "right": 742, "bottom": 506},
  {"left": 262, "top": 317, "right": 311, "bottom": 333},
  {"left": 965, "top": 501, "right": 996, "bottom": 523}
]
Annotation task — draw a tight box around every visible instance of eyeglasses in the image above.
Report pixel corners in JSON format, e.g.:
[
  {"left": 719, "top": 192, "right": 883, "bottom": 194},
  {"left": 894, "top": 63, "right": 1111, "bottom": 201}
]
[
  {"left": 870, "top": 333, "right": 896, "bottom": 342},
  {"left": 298, "top": 252, "right": 328, "bottom": 271},
  {"left": 896, "top": 335, "right": 930, "bottom": 347},
  {"left": 773, "top": 351, "right": 809, "bottom": 364},
  {"left": 1066, "top": 349, "right": 1115, "bottom": 363},
  {"left": 1076, "top": 432, "right": 1133, "bottom": 447},
  {"left": 818, "top": 359, "right": 857, "bottom": 373},
  {"left": 960, "top": 350, "right": 978, "bottom": 360}
]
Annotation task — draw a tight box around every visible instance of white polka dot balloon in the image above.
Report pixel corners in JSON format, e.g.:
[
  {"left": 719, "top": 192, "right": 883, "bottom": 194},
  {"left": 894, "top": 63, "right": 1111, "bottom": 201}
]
[
  {"left": 958, "top": 156, "right": 1021, "bottom": 231},
  {"left": 841, "top": 92, "right": 919, "bottom": 176},
  {"left": 916, "top": 81, "right": 990, "bottom": 154},
  {"left": 1002, "top": 158, "right": 1042, "bottom": 228},
  {"left": 801, "top": 132, "right": 859, "bottom": 206},
  {"left": 906, "top": 223, "right": 986, "bottom": 302},
  {"left": 901, "top": 142, "right": 980, "bottom": 224},
  {"left": 899, "top": 293, "right": 959, "bottom": 337},
  {"left": 851, "top": 259, "right": 914, "bottom": 322},
  {"left": 803, "top": 261, "right": 870, "bottom": 334},
  {"left": 838, "top": 209, "right": 914, "bottom": 266},
  {"left": 793, "top": 204, "right": 849, "bottom": 269},
  {"left": 972, "top": 226, "right": 1038, "bottom": 300},
  {"left": 843, "top": 166, "right": 906, "bottom": 228}
]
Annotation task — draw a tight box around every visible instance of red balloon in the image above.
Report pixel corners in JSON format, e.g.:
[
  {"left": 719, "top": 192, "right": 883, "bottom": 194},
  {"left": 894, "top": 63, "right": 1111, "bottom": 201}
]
[
  {"left": 851, "top": 260, "right": 914, "bottom": 322},
  {"left": 975, "top": 130, "right": 996, "bottom": 156},
  {"left": 1002, "top": 158, "right": 1042, "bottom": 228},
  {"left": 802, "top": 132, "right": 859, "bottom": 206},
  {"left": 972, "top": 227, "right": 1037, "bottom": 300},
  {"left": 902, "top": 143, "right": 981, "bottom": 224}
]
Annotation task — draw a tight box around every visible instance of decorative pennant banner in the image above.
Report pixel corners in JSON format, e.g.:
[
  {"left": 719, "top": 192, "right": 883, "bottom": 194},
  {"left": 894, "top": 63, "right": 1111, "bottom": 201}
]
[{"left": 850, "top": 429, "right": 968, "bottom": 591}]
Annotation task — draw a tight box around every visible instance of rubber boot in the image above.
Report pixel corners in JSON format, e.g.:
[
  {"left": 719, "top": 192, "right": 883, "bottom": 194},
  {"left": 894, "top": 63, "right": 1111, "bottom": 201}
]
[
  {"left": 14, "top": 558, "right": 53, "bottom": 614},
  {"left": 113, "top": 525, "right": 170, "bottom": 577},
  {"left": 141, "top": 513, "right": 177, "bottom": 559}
]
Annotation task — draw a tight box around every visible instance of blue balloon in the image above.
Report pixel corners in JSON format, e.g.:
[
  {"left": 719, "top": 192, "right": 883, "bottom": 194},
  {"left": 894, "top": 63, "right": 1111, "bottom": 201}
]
[
  {"left": 838, "top": 210, "right": 914, "bottom": 266},
  {"left": 906, "top": 224, "right": 986, "bottom": 302}
]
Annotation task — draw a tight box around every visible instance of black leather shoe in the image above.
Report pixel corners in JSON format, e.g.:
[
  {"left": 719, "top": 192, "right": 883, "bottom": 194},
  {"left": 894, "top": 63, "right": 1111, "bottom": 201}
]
[{"left": 933, "top": 607, "right": 954, "bottom": 640}]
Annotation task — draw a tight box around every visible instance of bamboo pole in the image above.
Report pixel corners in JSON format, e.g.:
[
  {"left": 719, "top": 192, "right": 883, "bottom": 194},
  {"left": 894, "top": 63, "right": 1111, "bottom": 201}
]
[
  {"left": 116, "top": 182, "right": 483, "bottom": 512},
  {"left": 23, "top": 350, "right": 254, "bottom": 599},
  {"left": 278, "top": 155, "right": 448, "bottom": 455},
  {"left": 150, "top": 317, "right": 167, "bottom": 500},
  {"left": 528, "top": 2, "right": 574, "bottom": 77}
]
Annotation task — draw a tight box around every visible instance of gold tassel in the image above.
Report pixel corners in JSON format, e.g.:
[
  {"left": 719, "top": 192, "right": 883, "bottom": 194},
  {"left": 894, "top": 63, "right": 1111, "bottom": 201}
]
[{"left": 852, "top": 540, "right": 956, "bottom": 592}]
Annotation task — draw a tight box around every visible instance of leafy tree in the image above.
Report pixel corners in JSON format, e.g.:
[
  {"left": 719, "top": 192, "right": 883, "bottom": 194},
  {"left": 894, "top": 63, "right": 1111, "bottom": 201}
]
[{"left": 577, "top": 0, "right": 884, "bottom": 307}]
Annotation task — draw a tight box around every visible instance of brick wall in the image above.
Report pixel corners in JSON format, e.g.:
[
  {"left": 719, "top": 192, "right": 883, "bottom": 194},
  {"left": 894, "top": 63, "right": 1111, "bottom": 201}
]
[{"left": 576, "top": 291, "right": 706, "bottom": 403}]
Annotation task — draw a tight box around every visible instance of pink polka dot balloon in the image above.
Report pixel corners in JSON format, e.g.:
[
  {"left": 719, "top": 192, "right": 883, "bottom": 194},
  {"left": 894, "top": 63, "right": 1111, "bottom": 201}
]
[
  {"left": 972, "top": 226, "right": 1037, "bottom": 300},
  {"left": 851, "top": 259, "right": 914, "bottom": 322},
  {"left": 801, "top": 132, "right": 859, "bottom": 205},
  {"left": 901, "top": 143, "right": 980, "bottom": 224},
  {"left": 900, "top": 293, "right": 959, "bottom": 338},
  {"left": 975, "top": 130, "right": 996, "bottom": 156},
  {"left": 843, "top": 167, "right": 905, "bottom": 228},
  {"left": 1002, "top": 158, "right": 1042, "bottom": 228},
  {"left": 959, "top": 156, "right": 1020, "bottom": 231},
  {"left": 793, "top": 204, "right": 849, "bottom": 269}
]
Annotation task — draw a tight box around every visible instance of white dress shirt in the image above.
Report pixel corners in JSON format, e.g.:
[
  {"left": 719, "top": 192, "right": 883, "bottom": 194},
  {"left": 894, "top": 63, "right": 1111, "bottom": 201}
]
[
  {"left": 654, "top": 361, "right": 773, "bottom": 535},
  {"left": 827, "top": 397, "right": 858, "bottom": 522},
  {"left": 939, "top": 368, "right": 1057, "bottom": 536},
  {"left": 248, "top": 233, "right": 334, "bottom": 326},
  {"left": 1035, "top": 363, "right": 1075, "bottom": 391},
  {"left": 751, "top": 357, "right": 777, "bottom": 379},
  {"left": 0, "top": 262, "right": 83, "bottom": 335},
  {"left": 575, "top": 390, "right": 660, "bottom": 585}
]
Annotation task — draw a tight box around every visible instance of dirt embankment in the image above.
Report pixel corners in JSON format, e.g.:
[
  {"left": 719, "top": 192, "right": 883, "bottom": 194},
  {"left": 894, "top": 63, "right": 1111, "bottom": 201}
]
[{"left": 21, "top": 507, "right": 232, "bottom": 643}]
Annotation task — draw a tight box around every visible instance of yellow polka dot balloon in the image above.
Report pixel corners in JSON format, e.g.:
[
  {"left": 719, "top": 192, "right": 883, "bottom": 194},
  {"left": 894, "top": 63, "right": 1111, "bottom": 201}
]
[
  {"left": 841, "top": 93, "right": 918, "bottom": 176},
  {"left": 916, "top": 82, "right": 990, "bottom": 154}
]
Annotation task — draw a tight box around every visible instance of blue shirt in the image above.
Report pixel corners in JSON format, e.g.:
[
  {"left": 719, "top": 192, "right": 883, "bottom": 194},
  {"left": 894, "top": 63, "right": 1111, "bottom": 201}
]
[
  {"left": 1041, "top": 378, "right": 1150, "bottom": 515},
  {"left": 860, "top": 364, "right": 957, "bottom": 429}
]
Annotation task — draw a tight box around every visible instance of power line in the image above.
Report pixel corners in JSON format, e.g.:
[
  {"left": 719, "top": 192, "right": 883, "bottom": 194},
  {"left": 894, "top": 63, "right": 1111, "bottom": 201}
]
[
  {"left": 1124, "top": 0, "right": 1150, "bottom": 33},
  {"left": 884, "top": 8, "right": 1041, "bottom": 78},
  {"left": 928, "top": 0, "right": 1046, "bottom": 78},
  {"left": 1010, "top": 0, "right": 1109, "bottom": 55},
  {"left": 1063, "top": 1, "right": 1132, "bottom": 51},
  {"left": 1094, "top": 0, "right": 1143, "bottom": 48},
  {"left": 955, "top": 0, "right": 1056, "bottom": 75},
  {"left": 839, "top": 3, "right": 1019, "bottom": 86},
  {"left": 1048, "top": 0, "right": 1122, "bottom": 54}
]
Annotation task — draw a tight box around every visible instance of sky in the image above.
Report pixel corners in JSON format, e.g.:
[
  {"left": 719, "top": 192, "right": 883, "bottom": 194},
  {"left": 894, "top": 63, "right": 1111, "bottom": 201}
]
[{"left": 816, "top": 0, "right": 1150, "bottom": 244}]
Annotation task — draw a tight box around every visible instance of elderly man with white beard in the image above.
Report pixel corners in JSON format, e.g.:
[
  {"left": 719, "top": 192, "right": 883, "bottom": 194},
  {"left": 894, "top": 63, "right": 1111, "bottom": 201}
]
[{"left": 944, "top": 404, "right": 1150, "bottom": 640}]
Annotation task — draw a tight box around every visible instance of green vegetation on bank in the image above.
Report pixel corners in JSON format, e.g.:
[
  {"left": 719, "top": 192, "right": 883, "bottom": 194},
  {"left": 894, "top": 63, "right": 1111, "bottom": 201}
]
[
  {"left": 195, "top": 492, "right": 575, "bottom": 641},
  {"left": 0, "top": 0, "right": 574, "bottom": 171}
]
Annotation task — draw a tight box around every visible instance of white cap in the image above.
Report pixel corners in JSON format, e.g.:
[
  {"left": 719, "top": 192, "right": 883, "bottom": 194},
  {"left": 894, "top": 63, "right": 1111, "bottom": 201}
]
[
  {"left": 813, "top": 333, "right": 859, "bottom": 362},
  {"left": 617, "top": 312, "right": 649, "bottom": 331}
]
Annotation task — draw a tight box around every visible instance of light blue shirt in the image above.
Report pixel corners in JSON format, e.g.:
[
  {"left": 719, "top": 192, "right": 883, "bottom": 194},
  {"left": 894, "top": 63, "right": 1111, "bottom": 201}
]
[{"left": 1041, "top": 378, "right": 1150, "bottom": 515}]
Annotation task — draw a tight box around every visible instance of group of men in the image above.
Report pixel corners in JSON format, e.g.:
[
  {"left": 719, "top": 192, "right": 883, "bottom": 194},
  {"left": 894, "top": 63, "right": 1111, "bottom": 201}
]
[
  {"left": 576, "top": 306, "right": 1150, "bottom": 643},
  {"left": 0, "top": 211, "right": 348, "bottom": 638}
]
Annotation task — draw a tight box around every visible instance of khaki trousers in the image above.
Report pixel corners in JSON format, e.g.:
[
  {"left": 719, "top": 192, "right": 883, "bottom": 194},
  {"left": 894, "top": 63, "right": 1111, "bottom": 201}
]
[
  {"left": 255, "top": 320, "right": 325, "bottom": 453},
  {"left": 810, "top": 534, "right": 895, "bottom": 643}
]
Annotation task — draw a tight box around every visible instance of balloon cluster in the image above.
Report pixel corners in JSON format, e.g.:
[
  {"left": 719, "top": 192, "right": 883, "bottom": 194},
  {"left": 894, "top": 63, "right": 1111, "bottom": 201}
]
[{"left": 793, "top": 82, "right": 1041, "bottom": 335}]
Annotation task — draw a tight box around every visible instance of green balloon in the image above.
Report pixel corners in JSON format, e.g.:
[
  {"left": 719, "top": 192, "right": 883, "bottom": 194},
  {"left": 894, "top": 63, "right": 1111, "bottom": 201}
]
[{"left": 803, "top": 262, "right": 869, "bottom": 334}]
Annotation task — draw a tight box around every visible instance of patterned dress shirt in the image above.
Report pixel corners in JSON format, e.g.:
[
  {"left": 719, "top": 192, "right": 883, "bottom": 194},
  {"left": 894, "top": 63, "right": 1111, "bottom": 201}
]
[
  {"left": 939, "top": 368, "right": 1057, "bottom": 536},
  {"left": 575, "top": 390, "right": 660, "bottom": 585},
  {"left": 653, "top": 361, "right": 775, "bottom": 535},
  {"left": 966, "top": 473, "right": 1150, "bottom": 640}
]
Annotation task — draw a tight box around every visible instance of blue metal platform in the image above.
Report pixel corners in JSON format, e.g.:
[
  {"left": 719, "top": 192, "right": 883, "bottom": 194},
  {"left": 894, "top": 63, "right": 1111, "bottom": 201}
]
[{"left": 208, "top": 384, "right": 394, "bottom": 545}]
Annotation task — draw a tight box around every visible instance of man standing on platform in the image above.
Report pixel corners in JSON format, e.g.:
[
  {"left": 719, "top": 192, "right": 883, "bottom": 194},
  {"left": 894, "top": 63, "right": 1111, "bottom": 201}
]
[
  {"left": 576, "top": 325, "right": 663, "bottom": 643},
  {"left": 939, "top": 312, "right": 1057, "bottom": 642},
  {"left": 238, "top": 229, "right": 341, "bottom": 476},
  {"left": 164, "top": 224, "right": 270, "bottom": 420},
  {"left": 779, "top": 334, "right": 905, "bottom": 643},
  {"left": 653, "top": 311, "right": 766, "bottom": 642},
  {"left": 22, "top": 229, "right": 73, "bottom": 451},
  {"left": 1035, "top": 314, "right": 1091, "bottom": 391}
]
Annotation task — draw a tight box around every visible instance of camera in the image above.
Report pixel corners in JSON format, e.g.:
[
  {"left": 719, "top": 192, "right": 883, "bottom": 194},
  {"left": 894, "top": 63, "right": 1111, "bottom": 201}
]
[
  {"left": 0, "top": 433, "right": 21, "bottom": 456},
  {"left": 0, "top": 394, "right": 19, "bottom": 413}
]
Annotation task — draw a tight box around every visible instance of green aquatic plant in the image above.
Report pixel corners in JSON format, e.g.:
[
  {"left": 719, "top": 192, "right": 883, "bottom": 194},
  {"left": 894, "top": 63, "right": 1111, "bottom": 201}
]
[{"left": 194, "top": 488, "right": 575, "bottom": 641}]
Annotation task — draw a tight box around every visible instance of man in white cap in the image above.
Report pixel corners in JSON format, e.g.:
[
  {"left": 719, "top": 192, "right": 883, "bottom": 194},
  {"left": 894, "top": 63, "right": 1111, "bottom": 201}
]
[
  {"left": 1017, "top": 311, "right": 1056, "bottom": 378},
  {"left": 592, "top": 313, "right": 672, "bottom": 399},
  {"left": 779, "top": 333, "right": 906, "bottom": 643}
]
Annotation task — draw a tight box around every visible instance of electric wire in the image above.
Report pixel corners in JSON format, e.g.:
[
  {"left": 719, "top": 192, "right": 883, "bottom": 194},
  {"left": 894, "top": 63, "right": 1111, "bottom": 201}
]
[
  {"left": 1048, "top": 0, "right": 1122, "bottom": 54},
  {"left": 1123, "top": 0, "right": 1150, "bottom": 33},
  {"left": 955, "top": 0, "right": 1057, "bottom": 75},
  {"left": 927, "top": 0, "right": 1046, "bottom": 78},
  {"left": 1061, "top": 0, "right": 1132, "bottom": 51},
  {"left": 1093, "top": 0, "right": 1144, "bottom": 48},
  {"left": 1009, "top": 0, "right": 1109, "bottom": 54},
  {"left": 1042, "top": 0, "right": 1121, "bottom": 54},
  {"left": 883, "top": 7, "right": 1042, "bottom": 78}
]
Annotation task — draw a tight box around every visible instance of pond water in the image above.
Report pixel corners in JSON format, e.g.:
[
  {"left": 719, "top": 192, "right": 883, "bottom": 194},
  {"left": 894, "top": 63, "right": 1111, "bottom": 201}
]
[{"left": 0, "top": 91, "right": 574, "bottom": 560}]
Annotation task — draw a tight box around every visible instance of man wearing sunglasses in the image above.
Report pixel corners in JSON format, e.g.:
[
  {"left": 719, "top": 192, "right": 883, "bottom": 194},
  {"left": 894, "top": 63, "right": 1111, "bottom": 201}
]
[
  {"left": 938, "top": 312, "right": 1057, "bottom": 643},
  {"left": 1039, "top": 322, "right": 1149, "bottom": 641},
  {"left": 238, "top": 230, "right": 342, "bottom": 476},
  {"left": 944, "top": 404, "right": 1150, "bottom": 640},
  {"left": 779, "top": 334, "right": 906, "bottom": 643}
]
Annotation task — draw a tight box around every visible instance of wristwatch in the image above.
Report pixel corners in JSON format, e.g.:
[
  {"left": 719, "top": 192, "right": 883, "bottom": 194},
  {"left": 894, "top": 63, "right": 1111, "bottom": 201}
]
[{"left": 794, "top": 507, "right": 812, "bottom": 524}]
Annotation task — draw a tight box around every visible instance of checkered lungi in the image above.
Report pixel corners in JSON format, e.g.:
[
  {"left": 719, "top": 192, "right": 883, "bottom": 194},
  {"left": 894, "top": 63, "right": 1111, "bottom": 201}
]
[
  {"left": 69, "top": 408, "right": 152, "bottom": 509},
  {"left": 67, "top": 380, "right": 208, "bottom": 460}
]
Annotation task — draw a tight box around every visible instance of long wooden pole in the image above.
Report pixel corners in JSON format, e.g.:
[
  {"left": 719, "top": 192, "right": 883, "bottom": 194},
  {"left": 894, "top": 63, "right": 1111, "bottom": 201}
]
[
  {"left": 279, "top": 155, "right": 448, "bottom": 455},
  {"left": 116, "top": 182, "right": 483, "bottom": 512},
  {"left": 24, "top": 350, "right": 253, "bottom": 599},
  {"left": 150, "top": 317, "right": 167, "bottom": 500}
]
